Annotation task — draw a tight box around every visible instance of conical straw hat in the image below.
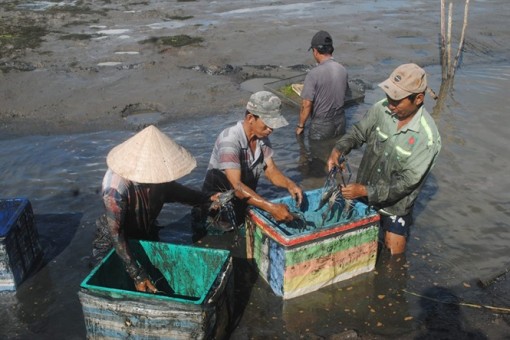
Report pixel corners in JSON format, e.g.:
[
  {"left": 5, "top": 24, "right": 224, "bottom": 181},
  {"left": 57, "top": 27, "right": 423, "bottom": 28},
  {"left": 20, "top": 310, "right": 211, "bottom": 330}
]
[{"left": 106, "top": 125, "right": 196, "bottom": 184}]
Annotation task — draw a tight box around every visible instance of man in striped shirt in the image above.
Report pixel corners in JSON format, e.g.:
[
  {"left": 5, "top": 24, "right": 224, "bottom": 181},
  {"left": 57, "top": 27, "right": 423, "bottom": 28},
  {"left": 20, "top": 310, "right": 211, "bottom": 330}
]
[{"left": 201, "top": 91, "right": 303, "bottom": 232}]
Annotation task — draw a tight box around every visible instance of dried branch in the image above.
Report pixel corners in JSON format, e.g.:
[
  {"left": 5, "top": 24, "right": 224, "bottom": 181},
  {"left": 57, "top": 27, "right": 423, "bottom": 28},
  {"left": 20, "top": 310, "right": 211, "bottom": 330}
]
[
  {"left": 403, "top": 289, "right": 510, "bottom": 314},
  {"left": 446, "top": 2, "right": 453, "bottom": 78},
  {"left": 451, "top": 0, "right": 470, "bottom": 73},
  {"left": 440, "top": 0, "right": 447, "bottom": 80}
]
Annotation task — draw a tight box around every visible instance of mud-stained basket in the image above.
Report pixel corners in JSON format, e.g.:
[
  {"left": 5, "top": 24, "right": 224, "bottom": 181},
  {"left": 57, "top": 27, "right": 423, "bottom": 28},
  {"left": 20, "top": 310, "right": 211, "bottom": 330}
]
[
  {"left": 79, "top": 240, "right": 234, "bottom": 340},
  {"left": 246, "top": 188, "right": 379, "bottom": 300},
  {"left": 0, "top": 198, "right": 43, "bottom": 291},
  {"left": 263, "top": 74, "right": 366, "bottom": 109}
]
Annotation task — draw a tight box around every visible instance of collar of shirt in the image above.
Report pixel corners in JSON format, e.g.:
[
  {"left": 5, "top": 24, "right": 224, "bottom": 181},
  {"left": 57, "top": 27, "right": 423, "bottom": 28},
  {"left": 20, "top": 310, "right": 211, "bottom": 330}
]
[
  {"left": 399, "top": 105, "right": 424, "bottom": 133},
  {"left": 237, "top": 120, "right": 263, "bottom": 165},
  {"left": 385, "top": 105, "right": 424, "bottom": 135},
  {"left": 318, "top": 57, "right": 335, "bottom": 65}
]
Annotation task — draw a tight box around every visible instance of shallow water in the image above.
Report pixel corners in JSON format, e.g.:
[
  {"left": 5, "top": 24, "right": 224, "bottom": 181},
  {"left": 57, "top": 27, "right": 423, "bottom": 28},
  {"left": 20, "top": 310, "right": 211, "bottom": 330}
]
[{"left": 1, "top": 63, "right": 510, "bottom": 338}]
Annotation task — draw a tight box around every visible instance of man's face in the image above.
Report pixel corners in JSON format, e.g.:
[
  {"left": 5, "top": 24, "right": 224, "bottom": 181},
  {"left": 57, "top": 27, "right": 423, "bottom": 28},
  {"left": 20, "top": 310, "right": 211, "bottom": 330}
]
[
  {"left": 312, "top": 48, "right": 320, "bottom": 62},
  {"left": 250, "top": 114, "right": 273, "bottom": 138},
  {"left": 386, "top": 93, "right": 424, "bottom": 121}
]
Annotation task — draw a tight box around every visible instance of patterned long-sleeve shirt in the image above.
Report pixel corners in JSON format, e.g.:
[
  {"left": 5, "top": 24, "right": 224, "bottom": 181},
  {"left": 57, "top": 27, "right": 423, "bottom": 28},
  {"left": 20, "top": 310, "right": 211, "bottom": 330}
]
[
  {"left": 101, "top": 168, "right": 210, "bottom": 281},
  {"left": 334, "top": 98, "right": 441, "bottom": 216}
]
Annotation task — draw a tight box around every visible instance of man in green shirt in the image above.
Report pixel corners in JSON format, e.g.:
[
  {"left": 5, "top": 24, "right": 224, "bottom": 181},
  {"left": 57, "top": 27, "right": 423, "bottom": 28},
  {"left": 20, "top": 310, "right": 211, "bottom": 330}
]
[{"left": 327, "top": 63, "right": 441, "bottom": 255}]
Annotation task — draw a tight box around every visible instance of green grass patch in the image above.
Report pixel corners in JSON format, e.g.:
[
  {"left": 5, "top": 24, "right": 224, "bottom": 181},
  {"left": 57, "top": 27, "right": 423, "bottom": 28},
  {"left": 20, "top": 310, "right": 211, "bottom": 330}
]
[
  {"left": 279, "top": 84, "right": 295, "bottom": 97},
  {"left": 0, "top": 22, "right": 48, "bottom": 58}
]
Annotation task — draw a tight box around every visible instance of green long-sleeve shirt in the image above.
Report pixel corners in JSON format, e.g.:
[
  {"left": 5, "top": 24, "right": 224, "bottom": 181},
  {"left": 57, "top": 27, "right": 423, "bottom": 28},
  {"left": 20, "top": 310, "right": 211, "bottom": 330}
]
[{"left": 334, "top": 98, "right": 441, "bottom": 216}]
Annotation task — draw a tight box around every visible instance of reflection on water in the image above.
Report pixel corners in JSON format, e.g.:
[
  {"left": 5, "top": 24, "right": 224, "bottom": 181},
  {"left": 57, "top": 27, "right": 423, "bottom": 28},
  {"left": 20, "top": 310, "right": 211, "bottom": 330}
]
[{"left": 0, "top": 63, "right": 509, "bottom": 338}]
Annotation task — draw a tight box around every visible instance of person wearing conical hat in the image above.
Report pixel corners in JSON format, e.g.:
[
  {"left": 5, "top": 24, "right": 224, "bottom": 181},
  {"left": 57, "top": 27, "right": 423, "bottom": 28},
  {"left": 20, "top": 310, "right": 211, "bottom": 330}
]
[
  {"left": 92, "top": 125, "right": 219, "bottom": 293},
  {"left": 199, "top": 91, "right": 303, "bottom": 233},
  {"left": 327, "top": 63, "right": 441, "bottom": 255}
]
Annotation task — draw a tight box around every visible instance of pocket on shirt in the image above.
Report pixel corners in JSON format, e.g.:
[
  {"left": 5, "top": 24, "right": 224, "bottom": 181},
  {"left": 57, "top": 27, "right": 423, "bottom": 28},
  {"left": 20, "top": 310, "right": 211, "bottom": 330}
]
[
  {"left": 372, "top": 127, "right": 389, "bottom": 155},
  {"left": 394, "top": 145, "right": 412, "bottom": 169}
]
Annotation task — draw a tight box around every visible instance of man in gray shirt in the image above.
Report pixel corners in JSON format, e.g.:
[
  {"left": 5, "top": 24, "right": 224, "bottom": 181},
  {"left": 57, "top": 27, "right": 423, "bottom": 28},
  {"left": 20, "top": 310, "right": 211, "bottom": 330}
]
[{"left": 296, "top": 30, "right": 348, "bottom": 141}]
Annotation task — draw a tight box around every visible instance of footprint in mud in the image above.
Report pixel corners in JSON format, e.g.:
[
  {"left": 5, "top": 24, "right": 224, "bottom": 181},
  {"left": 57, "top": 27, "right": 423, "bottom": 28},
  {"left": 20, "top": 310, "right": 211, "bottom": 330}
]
[{"left": 120, "top": 103, "right": 165, "bottom": 129}]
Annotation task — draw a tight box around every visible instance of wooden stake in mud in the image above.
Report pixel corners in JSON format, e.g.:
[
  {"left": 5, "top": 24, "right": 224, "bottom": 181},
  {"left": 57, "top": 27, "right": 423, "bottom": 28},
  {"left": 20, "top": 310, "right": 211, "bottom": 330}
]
[
  {"left": 451, "top": 0, "right": 470, "bottom": 75},
  {"left": 446, "top": 2, "right": 453, "bottom": 78},
  {"left": 435, "top": 0, "right": 470, "bottom": 116},
  {"left": 440, "top": 0, "right": 470, "bottom": 81},
  {"left": 440, "top": 0, "right": 447, "bottom": 80}
]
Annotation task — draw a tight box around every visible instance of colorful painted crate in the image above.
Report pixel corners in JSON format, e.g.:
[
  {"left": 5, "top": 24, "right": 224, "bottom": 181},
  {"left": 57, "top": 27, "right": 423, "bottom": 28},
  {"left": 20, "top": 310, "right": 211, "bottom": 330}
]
[
  {"left": 0, "top": 198, "right": 43, "bottom": 291},
  {"left": 246, "top": 188, "right": 380, "bottom": 299},
  {"left": 79, "top": 240, "right": 234, "bottom": 339}
]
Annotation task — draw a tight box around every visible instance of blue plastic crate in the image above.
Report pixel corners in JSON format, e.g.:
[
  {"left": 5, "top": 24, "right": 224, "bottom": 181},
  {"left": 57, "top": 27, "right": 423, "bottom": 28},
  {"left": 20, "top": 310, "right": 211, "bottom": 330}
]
[{"left": 0, "top": 198, "right": 43, "bottom": 291}]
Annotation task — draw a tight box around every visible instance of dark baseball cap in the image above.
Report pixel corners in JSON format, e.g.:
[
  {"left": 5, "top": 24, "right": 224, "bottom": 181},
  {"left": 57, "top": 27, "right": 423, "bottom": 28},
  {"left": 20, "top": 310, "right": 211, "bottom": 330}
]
[{"left": 309, "top": 30, "right": 333, "bottom": 51}]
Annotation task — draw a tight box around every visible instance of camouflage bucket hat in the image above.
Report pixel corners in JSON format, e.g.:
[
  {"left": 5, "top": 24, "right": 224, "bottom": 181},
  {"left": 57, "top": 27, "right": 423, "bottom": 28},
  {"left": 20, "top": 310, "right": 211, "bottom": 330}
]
[{"left": 246, "top": 91, "right": 288, "bottom": 129}]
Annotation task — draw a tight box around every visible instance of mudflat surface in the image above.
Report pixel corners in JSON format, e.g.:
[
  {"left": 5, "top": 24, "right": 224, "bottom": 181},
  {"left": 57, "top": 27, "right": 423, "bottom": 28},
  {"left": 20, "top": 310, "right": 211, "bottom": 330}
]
[
  {"left": 1, "top": 0, "right": 508, "bottom": 138},
  {"left": 1, "top": 1, "right": 510, "bottom": 339}
]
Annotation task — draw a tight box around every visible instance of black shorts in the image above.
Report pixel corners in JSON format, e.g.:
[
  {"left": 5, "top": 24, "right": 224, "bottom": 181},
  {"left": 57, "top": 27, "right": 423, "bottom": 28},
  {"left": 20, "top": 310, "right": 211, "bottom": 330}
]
[{"left": 379, "top": 213, "right": 413, "bottom": 239}]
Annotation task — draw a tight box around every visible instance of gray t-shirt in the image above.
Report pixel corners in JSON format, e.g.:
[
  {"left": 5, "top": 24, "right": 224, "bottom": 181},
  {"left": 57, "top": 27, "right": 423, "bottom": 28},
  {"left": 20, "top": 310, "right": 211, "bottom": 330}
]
[
  {"left": 301, "top": 58, "right": 348, "bottom": 119},
  {"left": 301, "top": 58, "right": 348, "bottom": 140}
]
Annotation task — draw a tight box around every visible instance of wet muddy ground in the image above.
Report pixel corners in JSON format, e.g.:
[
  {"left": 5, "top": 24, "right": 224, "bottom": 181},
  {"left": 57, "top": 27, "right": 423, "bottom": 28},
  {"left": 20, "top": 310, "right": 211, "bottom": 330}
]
[
  {"left": 1, "top": 0, "right": 509, "bottom": 138},
  {"left": 1, "top": 1, "right": 510, "bottom": 339}
]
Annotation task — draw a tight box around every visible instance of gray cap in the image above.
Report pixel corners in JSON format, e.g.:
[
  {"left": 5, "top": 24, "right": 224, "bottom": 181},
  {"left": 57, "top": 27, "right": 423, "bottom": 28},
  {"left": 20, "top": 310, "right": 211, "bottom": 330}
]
[{"left": 246, "top": 91, "right": 288, "bottom": 129}]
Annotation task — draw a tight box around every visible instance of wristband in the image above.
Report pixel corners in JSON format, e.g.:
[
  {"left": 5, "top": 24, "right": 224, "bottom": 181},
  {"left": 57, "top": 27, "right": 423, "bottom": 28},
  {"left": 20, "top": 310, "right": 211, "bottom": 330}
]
[{"left": 297, "top": 125, "right": 304, "bottom": 129}]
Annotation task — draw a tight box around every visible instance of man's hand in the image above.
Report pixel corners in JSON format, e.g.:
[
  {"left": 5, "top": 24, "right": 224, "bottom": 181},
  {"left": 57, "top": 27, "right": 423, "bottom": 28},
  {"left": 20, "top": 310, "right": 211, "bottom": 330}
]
[
  {"left": 327, "top": 148, "right": 343, "bottom": 172},
  {"left": 269, "top": 203, "right": 294, "bottom": 223},
  {"left": 135, "top": 278, "right": 158, "bottom": 293},
  {"left": 340, "top": 183, "right": 368, "bottom": 200},
  {"left": 209, "top": 190, "right": 235, "bottom": 211},
  {"left": 288, "top": 183, "right": 303, "bottom": 207},
  {"left": 210, "top": 192, "right": 222, "bottom": 202},
  {"left": 209, "top": 192, "right": 222, "bottom": 211}
]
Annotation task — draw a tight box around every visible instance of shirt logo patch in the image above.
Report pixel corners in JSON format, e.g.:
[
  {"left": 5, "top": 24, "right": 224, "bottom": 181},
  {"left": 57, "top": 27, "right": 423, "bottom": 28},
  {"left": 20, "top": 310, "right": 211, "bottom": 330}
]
[{"left": 408, "top": 136, "right": 415, "bottom": 145}]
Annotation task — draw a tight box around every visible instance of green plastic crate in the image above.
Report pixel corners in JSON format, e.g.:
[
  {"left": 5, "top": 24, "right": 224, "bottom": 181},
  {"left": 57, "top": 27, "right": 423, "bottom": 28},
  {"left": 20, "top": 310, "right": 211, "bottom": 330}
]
[{"left": 79, "top": 240, "right": 234, "bottom": 339}]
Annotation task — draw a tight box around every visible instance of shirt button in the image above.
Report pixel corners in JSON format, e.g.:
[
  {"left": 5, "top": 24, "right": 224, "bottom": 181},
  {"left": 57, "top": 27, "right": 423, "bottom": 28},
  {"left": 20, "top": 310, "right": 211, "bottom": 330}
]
[
  {"left": 377, "top": 168, "right": 381, "bottom": 173},
  {"left": 385, "top": 152, "right": 388, "bottom": 156}
]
